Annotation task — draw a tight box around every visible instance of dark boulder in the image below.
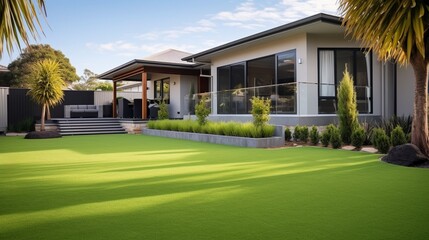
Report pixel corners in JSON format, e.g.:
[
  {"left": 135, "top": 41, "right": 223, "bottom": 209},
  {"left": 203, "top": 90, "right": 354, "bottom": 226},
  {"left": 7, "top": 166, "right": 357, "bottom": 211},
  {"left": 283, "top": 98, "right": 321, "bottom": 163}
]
[
  {"left": 382, "top": 144, "right": 429, "bottom": 167},
  {"left": 25, "top": 131, "right": 62, "bottom": 139}
]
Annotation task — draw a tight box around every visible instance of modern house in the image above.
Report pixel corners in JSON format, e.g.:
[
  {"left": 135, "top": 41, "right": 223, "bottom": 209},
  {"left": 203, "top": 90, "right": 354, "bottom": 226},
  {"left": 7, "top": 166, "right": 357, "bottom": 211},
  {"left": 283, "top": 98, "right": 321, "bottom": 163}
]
[{"left": 99, "top": 13, "right": 415, "bottom": 125}]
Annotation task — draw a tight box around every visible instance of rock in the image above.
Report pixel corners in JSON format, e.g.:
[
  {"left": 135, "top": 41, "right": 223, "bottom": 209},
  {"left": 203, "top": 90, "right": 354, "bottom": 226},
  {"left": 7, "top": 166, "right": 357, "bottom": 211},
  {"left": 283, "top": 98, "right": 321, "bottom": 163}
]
[
  {"left": 382, "top": 144, "right": 429, "bottom": 167},
  {"left": 25, "top": 131, "right": 62, "bottom": 139}
]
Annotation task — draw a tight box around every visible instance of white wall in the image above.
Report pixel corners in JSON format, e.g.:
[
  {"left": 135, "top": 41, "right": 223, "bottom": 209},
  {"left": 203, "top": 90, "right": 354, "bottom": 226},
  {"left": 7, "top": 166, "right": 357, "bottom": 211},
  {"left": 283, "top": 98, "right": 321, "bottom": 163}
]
[
  {"left": 151, "top": 73, "right": 181, "bottom": 118},
  {"left": 396, "top": 65, "right": 415, "bottom": 116},
  {"left": 0, "top": 87, "right": 8, "bottom": 132}
]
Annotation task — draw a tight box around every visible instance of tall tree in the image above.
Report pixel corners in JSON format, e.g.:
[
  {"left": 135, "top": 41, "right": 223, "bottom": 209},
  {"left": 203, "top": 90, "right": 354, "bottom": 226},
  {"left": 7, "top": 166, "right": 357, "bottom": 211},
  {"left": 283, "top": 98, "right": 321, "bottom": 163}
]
[
  {"left": 339, "top": 0, "right": 429, "bottom": 155},
  {"left": 8, "top": 44, "right": 79, "bottom": 87},
  {"left": 0, "top": 0, "right": 46, "bottom": 57},
  {"left": 27, "top": 59, "right": 64, "bottom": 131},
  {"left": 72, "top": 69, "right": 113, "bottom": 91}
]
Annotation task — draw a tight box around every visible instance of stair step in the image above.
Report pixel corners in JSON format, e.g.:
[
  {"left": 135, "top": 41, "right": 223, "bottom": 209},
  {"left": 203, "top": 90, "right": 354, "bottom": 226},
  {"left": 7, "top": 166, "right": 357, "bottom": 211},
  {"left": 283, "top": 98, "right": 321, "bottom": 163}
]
[
  {"left": 59, "top": 127, "right": 125, "bottom": 132},
  {"left": 59, "top": 125, "right": 122, "bottom": 129},
  {"left": 58, "top": 123, "right": 120, "bottom": 127},
  {"left": 60, "top": 131, "right": 127, "bottom": 136}
]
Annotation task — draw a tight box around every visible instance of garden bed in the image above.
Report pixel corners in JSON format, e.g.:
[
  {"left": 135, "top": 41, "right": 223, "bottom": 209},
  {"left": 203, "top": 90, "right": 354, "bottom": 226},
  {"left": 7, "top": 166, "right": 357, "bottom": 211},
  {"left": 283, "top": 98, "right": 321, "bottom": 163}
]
[{"left": 142, "top": 126, "right": 285, "bottom": 148}]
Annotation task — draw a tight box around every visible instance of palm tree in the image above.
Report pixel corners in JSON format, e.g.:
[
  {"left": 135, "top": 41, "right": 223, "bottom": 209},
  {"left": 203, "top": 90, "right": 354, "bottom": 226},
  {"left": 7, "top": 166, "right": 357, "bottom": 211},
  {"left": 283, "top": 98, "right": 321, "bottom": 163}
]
[
  {"left": 27, "top": 59, "right": 64, "bottom": 131},
  {"left": 339, "top": 0, "right": 429, "bottom": 156},
  {"left": 0, "top": 0, "right": 47, "bottom": 57}
]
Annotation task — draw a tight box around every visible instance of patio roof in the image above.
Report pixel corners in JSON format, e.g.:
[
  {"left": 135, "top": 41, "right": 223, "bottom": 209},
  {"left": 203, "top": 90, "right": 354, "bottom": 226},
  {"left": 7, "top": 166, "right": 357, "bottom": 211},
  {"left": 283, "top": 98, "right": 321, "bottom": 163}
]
[{"left": 98, "top": 49, "right": 205, "bottom": 82}]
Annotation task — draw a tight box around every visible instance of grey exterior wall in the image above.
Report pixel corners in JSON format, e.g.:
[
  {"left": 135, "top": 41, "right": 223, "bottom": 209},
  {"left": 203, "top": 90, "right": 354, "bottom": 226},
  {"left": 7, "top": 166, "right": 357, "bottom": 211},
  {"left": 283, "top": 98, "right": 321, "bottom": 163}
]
[
  {"left": 180, "top": 75, "right": 198, "bottom": 116},
  {"left": 0, "top": 87, "right": 8, "bottom": 132}
]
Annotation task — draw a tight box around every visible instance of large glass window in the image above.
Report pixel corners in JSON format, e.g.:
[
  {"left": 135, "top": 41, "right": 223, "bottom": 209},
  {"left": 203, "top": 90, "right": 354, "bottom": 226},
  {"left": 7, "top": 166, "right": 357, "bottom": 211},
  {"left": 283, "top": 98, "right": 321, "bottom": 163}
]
[
  {"left": 154, "top": 78, "right": 170, "bottom": 103},
  {"left": 216, "top": 50, "right": 296, "bottom": 114},
  {"left": 318, "top": 49, "right": 372, "bottom": 114},
  {"left": 217, "top": 63, "right": 245, "bottom": 114}
]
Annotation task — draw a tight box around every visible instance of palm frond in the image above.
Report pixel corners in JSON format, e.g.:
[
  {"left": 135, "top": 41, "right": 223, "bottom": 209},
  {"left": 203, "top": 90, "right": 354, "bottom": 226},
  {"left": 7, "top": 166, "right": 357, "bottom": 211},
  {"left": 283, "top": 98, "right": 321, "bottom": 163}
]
[
  {"left": 0, "top": 0, "right": 46, "bottom": 57},
  {"left": 339, "top": 0, "right": 429, "bottom": 64}
]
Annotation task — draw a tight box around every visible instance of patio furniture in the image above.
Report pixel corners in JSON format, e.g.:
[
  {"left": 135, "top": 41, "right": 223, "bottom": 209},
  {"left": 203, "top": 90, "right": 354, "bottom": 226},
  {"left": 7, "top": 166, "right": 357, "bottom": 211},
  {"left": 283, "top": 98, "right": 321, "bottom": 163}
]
[
  {"left": 64, "top": 105, "right": 103, "bottom": 118},
  {"left": 117, "top": 98, "right": 132, "bottom": 118}
]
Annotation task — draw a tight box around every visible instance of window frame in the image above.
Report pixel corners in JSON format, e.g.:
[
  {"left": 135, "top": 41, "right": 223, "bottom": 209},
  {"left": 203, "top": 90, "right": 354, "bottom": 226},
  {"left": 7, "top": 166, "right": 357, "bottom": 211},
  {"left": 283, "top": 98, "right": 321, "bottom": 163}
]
[
  {"left": 317, "top": 48, "right": 373, "bottom": 114},
  {"left": 154, "top": 77, "right": 170, "bottom": 103}
]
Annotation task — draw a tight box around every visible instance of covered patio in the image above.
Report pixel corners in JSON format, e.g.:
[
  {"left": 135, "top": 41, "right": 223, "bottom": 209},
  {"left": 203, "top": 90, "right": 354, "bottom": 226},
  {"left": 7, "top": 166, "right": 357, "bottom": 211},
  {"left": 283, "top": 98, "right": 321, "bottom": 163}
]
[{"left": 98, "top": 55, "right": 210, "bottom": 120}]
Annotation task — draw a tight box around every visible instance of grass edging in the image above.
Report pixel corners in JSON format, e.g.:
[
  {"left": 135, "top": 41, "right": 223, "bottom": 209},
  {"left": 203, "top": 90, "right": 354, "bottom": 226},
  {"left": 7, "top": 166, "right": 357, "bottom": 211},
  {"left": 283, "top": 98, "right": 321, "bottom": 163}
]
[{"left": 142, "top": 128, "right": 285, "bottom": 148}]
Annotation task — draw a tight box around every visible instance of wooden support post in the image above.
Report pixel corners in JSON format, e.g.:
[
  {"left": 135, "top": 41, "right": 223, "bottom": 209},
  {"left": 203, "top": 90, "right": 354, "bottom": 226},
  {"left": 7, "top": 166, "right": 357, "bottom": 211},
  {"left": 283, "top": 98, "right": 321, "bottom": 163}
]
[
  {"left": 113, "top": 81, "right": 117, "bottom": 118},
  {"left": 142, "top": 72, "right": 148, "bottom": 119}
]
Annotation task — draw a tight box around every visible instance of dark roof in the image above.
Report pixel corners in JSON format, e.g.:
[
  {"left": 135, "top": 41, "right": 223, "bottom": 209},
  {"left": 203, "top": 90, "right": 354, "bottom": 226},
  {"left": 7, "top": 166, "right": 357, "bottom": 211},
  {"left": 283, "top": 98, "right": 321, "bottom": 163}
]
[
  {"left": 182, "top": 13, "right": 342, "bottom": 62},
  {"left": 97, "top": 59, "right": 203, "bottom": 80}
]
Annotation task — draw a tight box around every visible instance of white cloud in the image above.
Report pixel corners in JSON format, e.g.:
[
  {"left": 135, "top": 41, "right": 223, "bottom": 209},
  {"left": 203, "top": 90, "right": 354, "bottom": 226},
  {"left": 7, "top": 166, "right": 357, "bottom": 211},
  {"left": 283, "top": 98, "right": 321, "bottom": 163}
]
[{"left": 87, "top": 0, "right": 339, "bottom": 58}]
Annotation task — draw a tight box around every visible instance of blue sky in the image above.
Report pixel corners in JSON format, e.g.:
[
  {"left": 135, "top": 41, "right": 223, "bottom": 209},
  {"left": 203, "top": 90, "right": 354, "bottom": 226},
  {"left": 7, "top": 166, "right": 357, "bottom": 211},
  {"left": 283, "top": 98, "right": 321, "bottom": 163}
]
[{"left": 0, "top": 0, "right": 338, "bottom": 77}]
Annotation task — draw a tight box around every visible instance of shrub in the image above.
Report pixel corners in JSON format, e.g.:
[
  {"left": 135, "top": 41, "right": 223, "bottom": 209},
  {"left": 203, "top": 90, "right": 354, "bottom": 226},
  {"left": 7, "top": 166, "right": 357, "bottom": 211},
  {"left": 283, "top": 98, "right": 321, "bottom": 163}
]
[
  {"left": 326, "top": 124, "right": 336, "bottom": 137},
  {"left": 351, "top": 126, "right": 365, "bottom": 149},
  {"left": 250, "top": 96, "right": 271, "bottom": 127},
  {"left": 285, "top": 128, "right": 292, "bottom": 141},
  {"left": 300, "top": 126, "right": 309, "bottom": 143},
  {"left": 309, "top": 126, "right": 320, "bottom": 145},
  {"left": 293, "top": 125, "right": 301, "bottom": 141},
  {"left": 321, "top": 131, "right": 330, "bottom": 147},
  {"left": 371, "top": 128, "right": 386, "bottom": 149},
  {"left": 330, "top": 126, "right": 342, "bottom": 149},
  {"left": 195, "top": 95, "right": 210, "bottom": 125},
  {"left": 390, "top": 125, "right": 407, "bottom": 147},
  {"left": 337, "top": 67, "right": 359, "bottom": 144},
  {"left": 262, "top": 125, "right": 275, "bottom": 138},
  {"left": 158, "top": 101, "right": 169, "bottom": 120},
  {"left": 375, "top": 115, "right": 412, "bottom": 137},
  {"left": 377, "top": 133, "right": 390, "bottom": 154}
]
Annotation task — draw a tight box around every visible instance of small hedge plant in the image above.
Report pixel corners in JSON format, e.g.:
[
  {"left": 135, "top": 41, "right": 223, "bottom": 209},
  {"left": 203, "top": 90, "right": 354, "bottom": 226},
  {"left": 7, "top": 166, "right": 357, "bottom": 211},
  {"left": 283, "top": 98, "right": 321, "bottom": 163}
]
[
  {"left": 351, "top": 126, "right": 365, "bottom": 149},
  {"left": 330, "top": 126, "right": 342, "bottom": 149},
  {"left": 293, "top": 125, "right": 309, "bottom": 142},
  {"left": 377, "top": 133, "right": 390, "bottom": 154},
  {"left": 309, "top": 126, "right": 320, "bottom": 145},
  {"left": 390, "top": 126, "right": 406, "bottom": 147},
  {"left": 321, "top": 131, "right": 330, "bottom": 147}
]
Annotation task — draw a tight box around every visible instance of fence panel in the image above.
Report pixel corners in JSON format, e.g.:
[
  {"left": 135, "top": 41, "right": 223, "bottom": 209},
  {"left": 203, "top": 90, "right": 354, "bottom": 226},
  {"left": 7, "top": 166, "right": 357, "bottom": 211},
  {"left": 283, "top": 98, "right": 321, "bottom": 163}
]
[{"left": 0, "top": 87, "right": 8, "bottom": 132}]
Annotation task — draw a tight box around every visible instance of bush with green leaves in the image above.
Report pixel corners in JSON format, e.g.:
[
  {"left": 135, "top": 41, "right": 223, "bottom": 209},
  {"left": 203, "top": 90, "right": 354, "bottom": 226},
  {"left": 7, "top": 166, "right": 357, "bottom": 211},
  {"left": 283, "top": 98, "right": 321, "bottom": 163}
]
[
  {"left": 195, "top": 95, "right": 210, "bottom": 125},
  {"left": 351, "top": 126, "right": 366, "bottom": 149},
  {"left": 377, "top": 132, "right": 390, "bottom": 154},
  {"left": 330, "top": 126, "right": 342, "bottom": 149},
  {"left": 321, "top": 131, "right": 330, "bottom": 147},
  {"left": 390, "top": 125, "right": 407, "bottom": 147},
  {"left": 250, "top": 96, "right": 271, "bottom": 127},
  {"left": 337, "top": 67, "right": 359, "bottom": 144},
  {"left": 293, "top": 125, "right": 301, "bottom": 141},
  {"left": 158, "top": 101, "right": 169, "bottom": 120},
  {"left": 371, "top": 128, "right": 386, "bottom": 149},
  {"left": 300, "top": 126, "right": 309, "bottom": 143},
  {"left": 285, "top": 128, "right": 292, "bottom": 141},
  {"left": 309, "top": 126, "right": 320, "bottom": 145}
]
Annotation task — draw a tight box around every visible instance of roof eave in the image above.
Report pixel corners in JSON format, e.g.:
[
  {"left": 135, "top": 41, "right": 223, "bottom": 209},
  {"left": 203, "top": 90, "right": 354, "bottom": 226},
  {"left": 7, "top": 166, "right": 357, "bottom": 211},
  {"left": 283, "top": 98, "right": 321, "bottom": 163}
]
[{"left": 182, "top": 13, "right": 342, "bottom": 62}]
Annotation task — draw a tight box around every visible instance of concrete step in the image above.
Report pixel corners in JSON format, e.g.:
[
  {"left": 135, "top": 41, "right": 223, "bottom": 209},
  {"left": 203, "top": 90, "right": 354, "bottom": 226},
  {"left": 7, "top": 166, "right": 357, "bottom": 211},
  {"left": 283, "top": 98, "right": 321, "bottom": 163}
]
[{"left": 60, "top": 130, "right": 127, "bottom": 136}]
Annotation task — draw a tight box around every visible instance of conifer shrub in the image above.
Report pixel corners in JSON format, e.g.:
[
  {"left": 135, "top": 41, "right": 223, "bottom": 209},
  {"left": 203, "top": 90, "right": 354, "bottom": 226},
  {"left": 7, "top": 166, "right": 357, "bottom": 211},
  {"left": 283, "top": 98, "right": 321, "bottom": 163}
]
[
  {"left": 351, "top": 126, "right": 365, "bottom": 149},
  {"left": 195, "top": 95, "right": 210, "bottom": 125},
  {"left": 158, "top": 101, "right": 169, "bottom": 120},
  {"left": 300, "top": 126, "right": 309, "bottom": 143},
  {"left": 250, "top": 96, "right": 271, "bottom": 127},
  {"left": 337, "top": 67, "right": 359, "bottom": 144},
  {"left": 377, "top": 133, "right": 390, "bottom": 154},
  {"left": 371, "top": 128, "right": 386, "bottom": 149},
  {"left": 390, "top": 125, "right": 407, "bottom": 147},
  {"left": 293, "top": 125, "right": 302, "bottom": 141},
  {"left": 285, "top": 128, "right": 292, "bottom": 141},
  {"left": 309, "top": 126, "right": 320, "bottom": 145},
  {"left": 321, "top": 131, "right": 330, "bottom": 147},
  {"left": 330, "top": 126, "right": 342, "bottom": 149}
]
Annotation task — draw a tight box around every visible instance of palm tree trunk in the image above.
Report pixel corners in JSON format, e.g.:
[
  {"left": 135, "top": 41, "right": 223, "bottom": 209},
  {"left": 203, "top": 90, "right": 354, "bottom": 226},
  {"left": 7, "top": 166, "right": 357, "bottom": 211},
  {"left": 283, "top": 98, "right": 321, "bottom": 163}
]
[
  {"left": 41, "top": 103, "right": 46, "bottom": 131},
  {"left": 46, "top": 104, "right": 51, "bottom": 120},
  {"left": 410, "top": 54, "right": 429, "bottom": 156}
]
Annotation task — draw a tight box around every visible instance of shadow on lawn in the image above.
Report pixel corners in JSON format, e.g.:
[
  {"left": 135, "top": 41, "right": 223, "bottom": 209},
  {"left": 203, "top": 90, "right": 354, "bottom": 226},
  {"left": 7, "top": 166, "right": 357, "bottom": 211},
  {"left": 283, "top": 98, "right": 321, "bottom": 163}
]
[{"left": 4, "top": 135, "right": 415, "bottom": 239}]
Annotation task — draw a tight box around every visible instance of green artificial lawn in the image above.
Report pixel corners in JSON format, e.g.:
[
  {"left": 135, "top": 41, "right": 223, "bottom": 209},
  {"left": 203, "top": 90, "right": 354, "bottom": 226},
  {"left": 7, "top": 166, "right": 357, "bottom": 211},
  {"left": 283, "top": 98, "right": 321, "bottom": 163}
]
[{"left": 0, "top": 134, "right": 428, "bottom": 240}]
